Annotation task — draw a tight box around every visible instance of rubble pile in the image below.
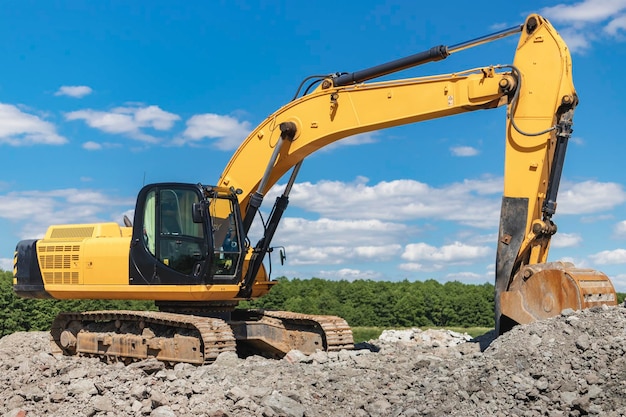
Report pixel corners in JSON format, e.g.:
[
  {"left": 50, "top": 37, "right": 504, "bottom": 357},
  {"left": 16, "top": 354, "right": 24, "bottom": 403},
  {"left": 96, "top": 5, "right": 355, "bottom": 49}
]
[{"left": 2, "top": 304, "right": 626, "bottom": 416}]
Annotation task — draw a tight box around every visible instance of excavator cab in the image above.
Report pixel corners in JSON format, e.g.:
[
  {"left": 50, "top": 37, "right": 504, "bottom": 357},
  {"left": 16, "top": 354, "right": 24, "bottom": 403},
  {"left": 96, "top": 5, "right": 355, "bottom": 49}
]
[{"left": 129, "top": 183, "right": 245, "bottom": 286}]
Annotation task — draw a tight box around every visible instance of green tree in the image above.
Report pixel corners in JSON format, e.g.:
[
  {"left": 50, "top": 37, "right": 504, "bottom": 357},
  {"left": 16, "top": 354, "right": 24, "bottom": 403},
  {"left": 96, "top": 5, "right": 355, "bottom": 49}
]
[{"left": 2, "top": 269, "right": 499, "bottom": 336}]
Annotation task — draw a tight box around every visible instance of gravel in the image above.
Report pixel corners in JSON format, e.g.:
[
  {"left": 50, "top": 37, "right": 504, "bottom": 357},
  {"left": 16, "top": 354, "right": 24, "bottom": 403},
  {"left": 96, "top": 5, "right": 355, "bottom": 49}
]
[{"left": 2, "top": 304, "right": 626, "bottom": 416}]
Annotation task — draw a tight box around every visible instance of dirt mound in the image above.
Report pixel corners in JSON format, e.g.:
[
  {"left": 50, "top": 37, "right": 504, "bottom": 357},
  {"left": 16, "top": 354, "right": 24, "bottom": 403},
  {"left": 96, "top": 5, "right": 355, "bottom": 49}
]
[{"left": 1, "top": 304, "right": 625, "bottom": 416}]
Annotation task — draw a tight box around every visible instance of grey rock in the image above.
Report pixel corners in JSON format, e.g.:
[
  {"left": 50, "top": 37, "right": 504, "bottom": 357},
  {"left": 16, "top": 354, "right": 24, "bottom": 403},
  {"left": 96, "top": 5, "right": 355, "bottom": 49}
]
[
  {"left": 560, "top": 391, "right": 578, "bottom": 405},
  {"left": 309, "top": 350, "right": 329, "bottom": 364},
  {"left": 213, "top": 351, "right": 240, "bottom": 367},
  {"left": 20, "top": 386, "right": 44, "bottom": 402},
  {"left": 3, "top": 306, "right": 626, "bottom": 417},
  {"left": 150, "top": 405, "right": 177, "bottom": 417},
  {"left": 92, "top": 395, "right": 114, "bottom": 412},
  {"left": 529, "top": 334, "right": 542, "bottom": 346},
  {"left": 130, "top": 384, "right": 148, "bottom": 400},
  {"left": 262, "top": 390, "right": 305, "bottom": 417},
  {"left": 68, "top": 368, "right": 88, "bottom": 379},
  {"left": 226, "top": 386, "right": 248, "bottom": 403},
  {"left": 150, "top": 390, "right": 170, "bottom": 407},
  {"left": 5, "top": 395, "right": 24, "bottom": 409},
  {"left": 283, "top": 349, "right": 309, "bottom": 364},
  {"left": 587, "top": 384, "right": 603, "bottom": 399},
  {"left": 68, "top": 379, "right": 98, "bottom": 397},
  {"left": 576, "top": 333, "right": 591, "bottom": 351},
  {"left": 128, "top": 358, "right": 165, "bottom": 374},
  {"left": 131, "top": 400, "right": 143, "bottom": 413}
]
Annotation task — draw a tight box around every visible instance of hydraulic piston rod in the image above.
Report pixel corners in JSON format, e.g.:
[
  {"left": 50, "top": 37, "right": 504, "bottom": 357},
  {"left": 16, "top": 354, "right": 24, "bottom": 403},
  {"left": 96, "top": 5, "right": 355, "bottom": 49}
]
[
  {"left": 332, "top": 23, "right": 523, "bottom": 87},
  {"left": 242, "top": 121, "right": 297, "bottom": 234}
]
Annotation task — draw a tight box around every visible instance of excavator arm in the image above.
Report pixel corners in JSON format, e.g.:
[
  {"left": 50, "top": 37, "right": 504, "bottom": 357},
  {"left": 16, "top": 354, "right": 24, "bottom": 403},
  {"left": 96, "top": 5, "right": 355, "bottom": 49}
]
[
  {"left": 493, "top": 16, "right": 616, "bottom": 331},
  {"left": 218, "top": 14, "right": 615, "bottom": 327}
]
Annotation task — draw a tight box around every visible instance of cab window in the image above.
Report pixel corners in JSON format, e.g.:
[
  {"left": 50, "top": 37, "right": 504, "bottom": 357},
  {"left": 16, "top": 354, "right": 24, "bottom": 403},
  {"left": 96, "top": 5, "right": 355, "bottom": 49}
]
[
  {"left": 151, "top": 188, "right": 207, "bottom": 275},
  {"left": 210, "top": 195, "right": 240, "bottom": 277},
  {"left": 143, "top": 190, "right": 156, "bottom": 256}
]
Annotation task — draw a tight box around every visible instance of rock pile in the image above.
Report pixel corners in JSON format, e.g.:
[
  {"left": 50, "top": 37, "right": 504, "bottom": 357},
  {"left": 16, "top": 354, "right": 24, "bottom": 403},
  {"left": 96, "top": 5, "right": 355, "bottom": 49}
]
[
  {"left": 377, "top": 327, "right": 473, "bottom": 347},
  {"left": 2, "top": 304, "right": 626, "bottom": 416}
]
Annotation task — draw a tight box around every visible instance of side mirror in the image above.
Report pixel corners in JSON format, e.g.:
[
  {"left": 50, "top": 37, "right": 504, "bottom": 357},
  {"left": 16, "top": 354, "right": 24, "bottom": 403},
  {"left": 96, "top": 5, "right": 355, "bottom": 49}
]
[
  {"left": 192, "top": 202, "right": 205, "bottom": 223},
  {"left": 279, "top": 248, "right": 287, "bottom": 265}
]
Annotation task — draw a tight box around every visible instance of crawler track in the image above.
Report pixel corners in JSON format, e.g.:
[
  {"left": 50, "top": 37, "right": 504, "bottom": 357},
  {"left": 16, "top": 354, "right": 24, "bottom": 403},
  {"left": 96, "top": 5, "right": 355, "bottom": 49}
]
[
  {"left": 51, "top": 310, "right": 236, "bottom": 364},
  {"left": 50, "top": 309, "right": 354, "bottom": 365},
  {"left": 261, "top": 310, "right": 354, "bottom": 352}
]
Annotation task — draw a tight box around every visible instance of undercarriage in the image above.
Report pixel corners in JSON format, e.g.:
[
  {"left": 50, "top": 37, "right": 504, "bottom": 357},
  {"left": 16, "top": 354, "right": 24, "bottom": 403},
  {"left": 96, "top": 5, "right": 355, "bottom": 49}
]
[{"left": 50, "top": 309, "right": 354, "bottom": 365}]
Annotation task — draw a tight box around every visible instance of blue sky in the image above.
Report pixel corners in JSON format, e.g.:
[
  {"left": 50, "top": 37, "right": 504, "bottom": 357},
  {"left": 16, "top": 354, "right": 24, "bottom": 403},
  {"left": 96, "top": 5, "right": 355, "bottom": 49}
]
[{"left": 1, "top": 0, "right": 626, "bottom": 290}]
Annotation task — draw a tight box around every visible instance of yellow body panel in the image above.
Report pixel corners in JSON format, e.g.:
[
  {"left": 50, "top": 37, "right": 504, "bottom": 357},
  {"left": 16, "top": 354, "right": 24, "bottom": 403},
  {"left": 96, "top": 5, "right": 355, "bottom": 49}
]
[
  {"left": 44, "top": 283, "right": 241, "bottom": 301},
  {"left": 37, "top": 223, "right": 131, "bottom": 287},
  {"left": 32, "top": 222, "right": 273, "bottom": 301}
]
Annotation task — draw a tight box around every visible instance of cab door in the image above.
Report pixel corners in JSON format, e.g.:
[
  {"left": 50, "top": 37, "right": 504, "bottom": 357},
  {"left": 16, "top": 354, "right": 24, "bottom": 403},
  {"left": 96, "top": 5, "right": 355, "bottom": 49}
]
[{"left": 129, "top": 183, "right": 210, "bottom": 285}]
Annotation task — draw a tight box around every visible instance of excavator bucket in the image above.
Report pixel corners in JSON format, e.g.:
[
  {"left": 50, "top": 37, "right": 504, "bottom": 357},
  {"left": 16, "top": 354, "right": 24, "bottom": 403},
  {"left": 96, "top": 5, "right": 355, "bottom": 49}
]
[{"left": 500, "top": 262, "right": 617, "bottom": 325}]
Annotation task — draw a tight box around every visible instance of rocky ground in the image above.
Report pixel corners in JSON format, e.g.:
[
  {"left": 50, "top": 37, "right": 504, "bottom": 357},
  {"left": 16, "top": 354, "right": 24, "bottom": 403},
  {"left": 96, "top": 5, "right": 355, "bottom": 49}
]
[{"left": 2, "top": 304, "right": 626, "bottom": 417}]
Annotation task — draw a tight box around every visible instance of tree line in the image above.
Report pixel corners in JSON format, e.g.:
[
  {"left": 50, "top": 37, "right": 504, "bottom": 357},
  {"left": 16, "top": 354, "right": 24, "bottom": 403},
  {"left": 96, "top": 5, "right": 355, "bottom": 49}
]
[
  {"left": 239, "top": 277, "right": 496, "bottom": 328},
  {"left": 2, "top": 269, "right": 623, "bottom": 338},
  {"left": 1, "top": 269, "right": 495, "bottom": 337}
]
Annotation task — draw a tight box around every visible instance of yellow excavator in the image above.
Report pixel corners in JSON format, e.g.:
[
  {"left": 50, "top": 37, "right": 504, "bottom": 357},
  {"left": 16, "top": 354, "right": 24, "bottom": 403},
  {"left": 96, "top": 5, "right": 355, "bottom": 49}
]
[{"left": 13, "top": 14, "right": 617, "bottom": 364}]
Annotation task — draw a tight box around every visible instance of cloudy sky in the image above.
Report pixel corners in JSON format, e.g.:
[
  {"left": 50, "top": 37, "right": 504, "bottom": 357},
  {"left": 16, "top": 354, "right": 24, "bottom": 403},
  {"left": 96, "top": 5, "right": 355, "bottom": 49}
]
[{"left": 1, "top": 0, "right": 625, "bottom": 290}]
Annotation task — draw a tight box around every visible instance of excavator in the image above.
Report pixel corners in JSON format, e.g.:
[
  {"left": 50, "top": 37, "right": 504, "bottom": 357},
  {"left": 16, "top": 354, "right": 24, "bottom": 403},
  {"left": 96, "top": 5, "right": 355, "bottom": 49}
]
[{"left": 12, "top": 14, "right": 617, "bottom": 364}]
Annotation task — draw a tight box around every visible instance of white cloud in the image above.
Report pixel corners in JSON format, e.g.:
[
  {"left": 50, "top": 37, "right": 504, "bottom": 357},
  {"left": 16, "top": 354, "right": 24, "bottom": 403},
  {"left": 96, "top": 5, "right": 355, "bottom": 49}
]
[
  {"left": 178, "top": 113, "right": 251, "bottom": 150},
  {"left": 615, "top": 220, "right": 626, "bottom": 238},
  {"left": 65, "top": 105, "right": 180, "bottom": 143},
  {"left": 129, "top": 106, "right": 179, "bottom": 130},
  {"left": 0, "top": 189, "right": 135, "bottom": 240},
  {"left": 558, "top": 180, "right": 626, "bottom": 215},
  {"left": 315, "top": 268, "right": 384, "bottom": 281},
  {"left": 284, "top": 242, "right": 403, "bottom": 266},
  {"left": 282, "top": 176, "right": 503, "bottom": 228},
  {"left": 252, "top": 176, "right": 625, "bottom": 277},
  {"left": 551, "top": 232, "right": 582, "bottom": 248},
  {"left": 589, "top": 248, "right": 626, "bottom": 265},
  {"left": 557, "top": 28, "right": 593, "bottom": 52},
  {"left": 444, "top": 271, "right": 490, "bottom": 283},
  {"left": 398, "top": 262, "right": 430, "bottom": 272},
  {"left": 82, "top": 141, "right": 122, "bottom": 151},
  {"left": 54, "top": 85, "right": 93, "bottom": 98},
  {"left": 401, "top": 241, "right": 491, "bottom": 263},
  {"left": 276, "top": 217, "right": 408, "bottom": 246},
  {"left": 0, "top": 103, "right": 67, "bottom": 146},
  {"left": 83, "top": 141, "right": 102, "bottom": 150},
  {"left": 605, "top": 14, "right": 626, "bottom": 35},
  {"left": 541, "top": 0, "right": 626, "bottom": 24},
  {"left": 260, "top": 216, "right": 409, "bottom": 267},
  {"left": 541, "top": 1, "right": 626, "bottom": 52},
  {"left": 609, "top": 273, "right": 626, "bottom": 292},
  {"left": 450, "top": 146, "right": 479, "bottom": 157},
  {"left": 398, "top": 239, "right": 493, "bottom": 272}
]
